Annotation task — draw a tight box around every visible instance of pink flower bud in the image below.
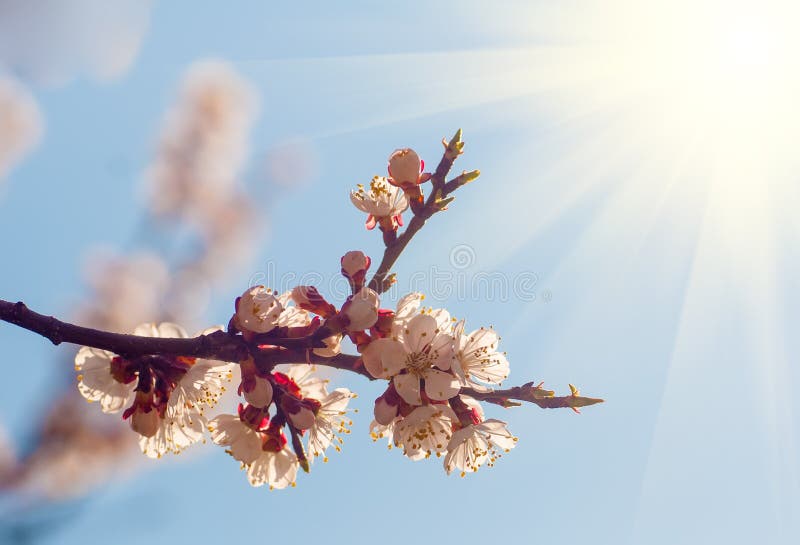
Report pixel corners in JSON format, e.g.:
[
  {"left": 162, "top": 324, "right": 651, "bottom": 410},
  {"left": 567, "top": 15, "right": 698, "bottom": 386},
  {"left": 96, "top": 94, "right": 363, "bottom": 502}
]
[
  {"left": 341, "top": 287, "right": 380, "bottom": 331},
  {"left": 242, "top": 375, "right": 273, "bottom": 408},
  {"left": 287, "top": 406, "right": 316, "bottom": 430},
  {"left": 341, "top": 250, "right": 371, "bottom": 278},
  {"left": 341, "top": 250, "right": 371, "bottom": 291},
  {"left": 388, "top": 148, "right": 423, "bottom": 188},
  {"left": 291, "top": 285, "right": 337, "bottom": 318}
]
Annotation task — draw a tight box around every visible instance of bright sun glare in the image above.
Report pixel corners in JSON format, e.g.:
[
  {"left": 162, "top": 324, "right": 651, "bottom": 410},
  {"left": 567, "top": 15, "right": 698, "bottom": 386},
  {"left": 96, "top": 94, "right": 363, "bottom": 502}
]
[
  {"left": 623, "top": 2, "right": 795, "bottom": 121},
  {"left": 536, "top": 0, "right": 800, "bottom": 230}
]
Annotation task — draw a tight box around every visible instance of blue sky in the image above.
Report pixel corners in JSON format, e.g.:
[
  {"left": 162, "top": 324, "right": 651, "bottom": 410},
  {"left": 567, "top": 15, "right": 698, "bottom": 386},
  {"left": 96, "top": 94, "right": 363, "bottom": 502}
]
[{"left": 1, "top": 1, "right": 798, "bottom": 544}]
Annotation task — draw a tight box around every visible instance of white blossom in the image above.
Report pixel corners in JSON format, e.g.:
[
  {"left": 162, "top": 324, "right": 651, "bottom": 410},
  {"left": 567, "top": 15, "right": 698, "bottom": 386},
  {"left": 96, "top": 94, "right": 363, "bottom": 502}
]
[
  {"left": 247, "top": 448, "right": 299, "bottom": 490},
  {"left": 277, "top": 365, "right": 354, "bottom": 461},
  {"left": 74, "top": 347, "right": 135, "bottom": 413},
  {"left": 392, "top": 405, "right": 456, "bottom": 460},
  {"left": 350, "top": 176, "right": 408, "bottom": 223},
  {"left": 236, "top": 286, "right": 283, "bottom": 334},
  {"left": 134, "top": 323, "right": 234, "bottom": 458},
  {"left": 76, "top": 323, "right": 233, "bottom": 458},
  {"left": 362, "top": 311, "right": 459, "bottom": 405},
  {"left": 209, "top": 412, "right": 299, "bottom": 489},
  {"left": 140, "top": 356, "right": 234, "bottom": 458},
  {"left": 208, "top": 414, "right": 262, "bottom": 465},
  {"left": 307, "top": 389, "right": 354, "bottom": 460},
  {"left": 444, "top": 419, "right": 517, "bottom": 476},
  {"left": 452, "top": 320, "right": 510, "bottom": 387}
]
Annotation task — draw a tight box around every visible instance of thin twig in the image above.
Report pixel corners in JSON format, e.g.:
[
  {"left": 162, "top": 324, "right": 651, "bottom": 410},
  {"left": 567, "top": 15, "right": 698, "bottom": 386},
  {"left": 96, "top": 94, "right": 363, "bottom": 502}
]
[
  {"left": 366, "top": 129, "right": 475, "bottom": 294},
  {"left": 462, "top": 382, "right": 604, "bottom": 410}
]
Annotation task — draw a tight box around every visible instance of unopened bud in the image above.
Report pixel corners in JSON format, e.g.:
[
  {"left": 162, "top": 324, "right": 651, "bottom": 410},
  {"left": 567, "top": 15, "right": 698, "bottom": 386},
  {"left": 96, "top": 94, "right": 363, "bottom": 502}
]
[
  {"left": 243, "top": 375, "right": 274, "bottom": 408},
  {"left": 341, "top": 250, "right": 371, "bottom": 291},
  {"left": 388, "top": 148, "right": 424, "bottom": 188},
  {"left": 291, "top": 285, "right": 337, "bottom": 318},
  {"left": 341, "top": 287, "right": 380, "bottom": 331}
]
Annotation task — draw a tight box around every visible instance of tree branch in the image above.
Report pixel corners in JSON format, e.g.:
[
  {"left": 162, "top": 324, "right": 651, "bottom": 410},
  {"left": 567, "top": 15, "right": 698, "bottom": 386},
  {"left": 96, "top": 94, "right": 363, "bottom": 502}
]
[
  {"left": 0, "top": 299, "right": 250, "bottom": 362},
  {"left": 367, "top": 129, "right": 475, "bottom": 294},
  {"left": 0, "top": 299, "right": 336, "bottom": 363},
  {"left": 0, "top": 299, "right": 602, "bottom": 412}
]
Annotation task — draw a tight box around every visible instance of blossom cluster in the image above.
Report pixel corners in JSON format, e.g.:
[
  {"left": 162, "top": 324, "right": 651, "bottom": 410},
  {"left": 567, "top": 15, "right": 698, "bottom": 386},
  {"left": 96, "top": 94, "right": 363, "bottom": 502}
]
[
  {"left": 144, "top": 59, "right": 262, "bottom": 290},
  {"left": 74, "top": 323, "right": 234, "bottom": 458},
  {"left": 360, "top": 290, "right": 516, "bottom": 476},
  {"left": 64, "top": 140, "right": 598, "bottom": 491},
  {"left": 349, "top": 147, "right": 430, "bottom": 245},
  {"left": 74, "top": 246, "right": 517, "bottom": 486}
]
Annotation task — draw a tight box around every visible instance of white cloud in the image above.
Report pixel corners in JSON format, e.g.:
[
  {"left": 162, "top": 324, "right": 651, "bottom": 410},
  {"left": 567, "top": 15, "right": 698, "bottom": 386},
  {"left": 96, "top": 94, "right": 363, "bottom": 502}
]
[{"left": 0, "top": 0, "right": 153, "bottom": 85}]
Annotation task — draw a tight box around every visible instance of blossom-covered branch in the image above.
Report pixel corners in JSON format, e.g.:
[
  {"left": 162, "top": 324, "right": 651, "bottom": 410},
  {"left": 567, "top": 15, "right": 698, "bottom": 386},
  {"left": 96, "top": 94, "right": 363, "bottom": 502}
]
[
  {"left": 1, "top": 130, "right": 603, "bottom": 488},
  {"left": 0, "top": 299, "right": 602, "bottom": 412},
  {"left": 364, "top": 129, "right": 480, "bottom": 294}
]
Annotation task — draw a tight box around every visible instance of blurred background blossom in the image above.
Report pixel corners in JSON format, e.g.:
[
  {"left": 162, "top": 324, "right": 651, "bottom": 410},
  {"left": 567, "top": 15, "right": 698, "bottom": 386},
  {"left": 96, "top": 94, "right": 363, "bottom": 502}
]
[
  {"left": 0, "top": 59, "right": 263, "bottom": 514},
  {"left": 0, "top": 77, "right": 42, "bottom": 184}
]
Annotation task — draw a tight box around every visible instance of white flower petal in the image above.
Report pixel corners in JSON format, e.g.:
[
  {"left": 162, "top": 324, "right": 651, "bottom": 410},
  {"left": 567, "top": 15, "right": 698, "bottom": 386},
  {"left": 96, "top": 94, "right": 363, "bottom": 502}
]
[
  {"left": 393, "top": 374, "right": 422, "bottom": 406},
  {"left": 361, "top": 338, "right": 406, "bottom": 379},
  {"left": 277, "top": 364, "right": 329, "bottom": 399},
  {"left": 477, "top": 419, "right": 517, "bottom": 451},
  {"left": 307, "top": 388, "right": 353, "bottom": 457},
  {"left": 444, "top": 426, "right": 490, "bottom": 474},
  {"left": 277, "top": 306, "right": 312, "bottom": 328},
  {"left": 247, "top": 448, "right": 298, "bottom": 489},
  {"left": 394, "top": 405, "right": 454, "bottom": 460},
  {"left": 209, "top": 414, "right": 262, "bottom": 464},
  {"left": 404, "top": 314, "right": 438, "bottom": 354},
  {"left": 155, "top": 322, "right": 188, "bottom": 338},
  {"left": 133, "top": 322, "right": 159, "bottom": 337},
  {"left": 374, "top": 396, "right": 398, "bottom": 426},
  {"left": 312, "top": 334, "right": 342, "bottom": 358},
  {"left": 423, "top": 368, "right": 461, "bottom": 401},
  {"left": 395, "top": 292, "right": 423, "bottom": 322},
  {"left": 74, "top": 346, "right": 134, "bottom": 414},
  {"left": 428, "top": 308, "right": 451, "bottom": 331}
]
